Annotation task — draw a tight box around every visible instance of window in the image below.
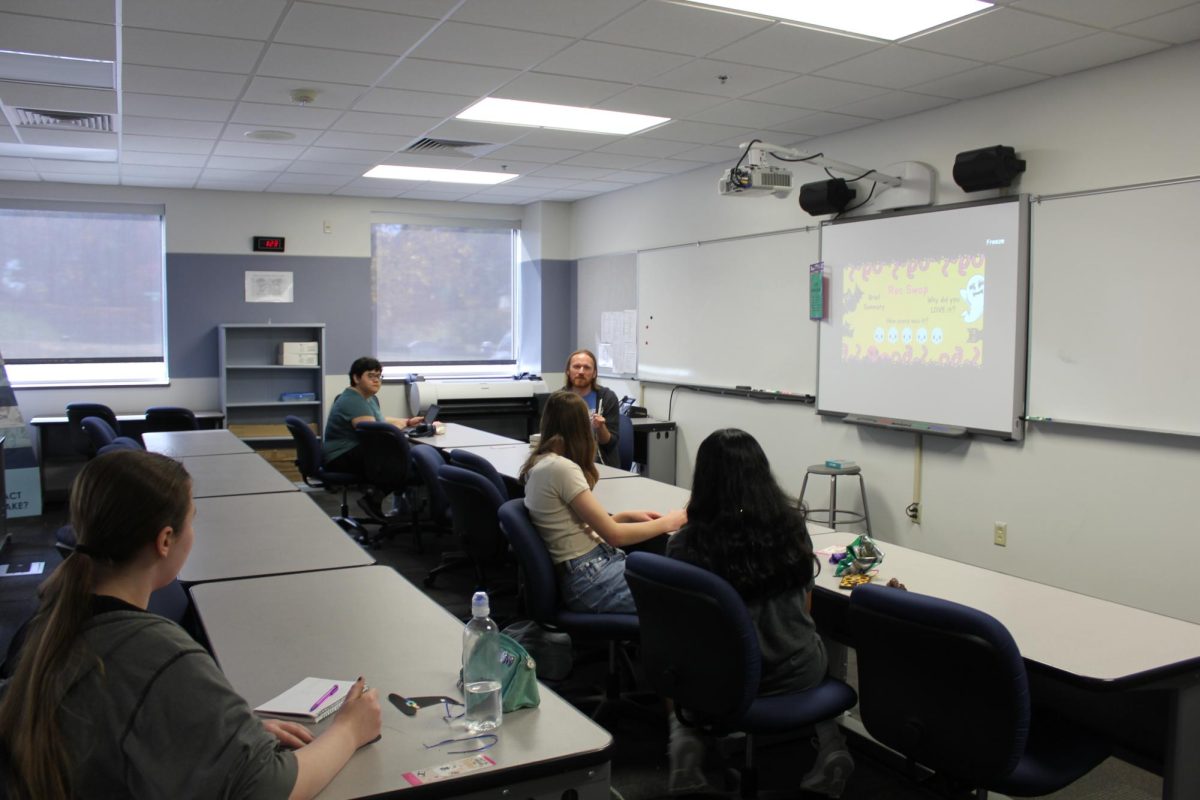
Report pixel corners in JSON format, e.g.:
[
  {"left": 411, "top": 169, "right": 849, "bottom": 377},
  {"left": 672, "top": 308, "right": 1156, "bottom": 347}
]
[
  {"left": 372, "top": 220, "right": 519, "bottom": 376},
  {"left": 0, "top": 202, "right": 167, "bottom": 387}
]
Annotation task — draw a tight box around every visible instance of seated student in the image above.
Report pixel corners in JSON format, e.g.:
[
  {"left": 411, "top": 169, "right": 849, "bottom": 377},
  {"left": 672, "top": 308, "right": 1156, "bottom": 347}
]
[
  {"left": 520, "top": 391, "right": 685, "bottom": 613},
  {"left": 0, "top": 450, "right": 382, "bottom": 800},
  {"left": 324, "top": 356, "right": 422, "bottom": 517},
  {"left": 665, "top": 428, "right": 853, "bottom": 798}
]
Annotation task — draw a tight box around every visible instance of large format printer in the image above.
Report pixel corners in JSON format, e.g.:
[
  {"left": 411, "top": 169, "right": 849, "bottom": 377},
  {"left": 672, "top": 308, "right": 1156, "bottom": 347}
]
[{"left": 407, "top": 376, "right": 549, "bottom": 440}]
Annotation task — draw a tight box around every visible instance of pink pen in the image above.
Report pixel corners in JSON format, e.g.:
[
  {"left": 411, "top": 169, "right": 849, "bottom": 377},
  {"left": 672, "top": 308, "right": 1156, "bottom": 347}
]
[{"left": 310, "top": 684, "right": 339, "bottom": 712}]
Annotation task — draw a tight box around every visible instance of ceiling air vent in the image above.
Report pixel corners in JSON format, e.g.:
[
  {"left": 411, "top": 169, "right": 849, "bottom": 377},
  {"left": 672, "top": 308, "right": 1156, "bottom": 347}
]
[
  {"left": 12, "top": 108, "right": 113, "bottom": 131},
  {"left": 405, "top": 137, "right": 492, "bottom": 155}
]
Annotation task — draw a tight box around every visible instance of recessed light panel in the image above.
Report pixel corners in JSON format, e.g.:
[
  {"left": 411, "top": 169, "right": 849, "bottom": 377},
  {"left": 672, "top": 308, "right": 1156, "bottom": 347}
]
[
  {"left": 678, "top": 0, "right": 993, "bottom": 41},
  {"left": 457, "top": 98, "right": 669, "bottom": 136},
  {"left": 363, "top": 165, "right": 518, "bottom": 185}
]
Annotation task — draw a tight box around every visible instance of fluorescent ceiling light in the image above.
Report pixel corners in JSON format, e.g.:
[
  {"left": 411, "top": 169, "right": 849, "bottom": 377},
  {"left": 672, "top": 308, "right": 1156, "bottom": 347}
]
[
  {"left": 0, "top": 49, "right": 115, "bottom": 89},
  {"left": 0, "top": 142, "right": 117, "bottom": 162},
  {"left": 457, "top": 98, "right": 669, "bottom": 135},
  {"left": 678, "top": 0, "right": 993, "bottom": 41},
  {"left": 364, "top": 164, "right": 518, "bottom": 184}
]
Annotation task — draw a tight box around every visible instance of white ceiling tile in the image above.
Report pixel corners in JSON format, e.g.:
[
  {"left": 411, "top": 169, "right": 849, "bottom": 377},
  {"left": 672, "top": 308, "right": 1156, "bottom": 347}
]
[
  {"left": 534, "top": 41, "right": 691, "bottom": 84},
  {"left": 2, "top": 2, "right": 113, "bottom": 24},
  {"left": 124, "top": 0, "right": 287, "bottom": 39},
  {"left": 213, "top": 140, "right": 308, "bottom": 159},
  {"left": 353, "top": 87, "right": 473, "bottom": 116},
  {"left": 313, "top": 130, "right": 411, "bottom": 151},
  {"left": 396, "top": 187, "right": 480, "bottom": 201},
  {"left": 264, "top": 182, "right": 339, "bottom": 194},
  {"left": 275, "top": 4, "right": 437, "bottom": 56},
  {"left": 453, "top": 0, "right": 642, "bottom": 37},
  {"left": 483, "top": 144, "right": 583, "bottom": 164},
  {"left": 498, "top": 73, "right": 628, "bottom": 105},
  {"left": 911, "top": 64, "right": 1047, "bottom": 99},
  {"left": 122, "top": 116, "right": 225, "bottom": 139},
  {"left": 314, "top": 0, "right": 459, "bottom": 18},
  {"left": 644, "top": 119, "right": 760, "bottom": 145},
  {"left": 32, "top": 160, "right": 119, "bottom": 175},
  {"left": 465, "top": 158, "right": 543, "bottom": 174},
  {"left": 908, "top": 7, "right": 1093, "bottom": 61},
  {"left": 587, "top": 2, "right": 770, "bottom": 55},
  {"left": 688, "top": 98, "right": 815, "bottom": 128},
  {"left": 598, "top": 138, "right": 697, "bottom": 158},
  {"left": 1118, "top": 4, "right": 1200, "bottom": 43},
  {"left": 242, "top": 77, "right": 368, "bottom": 109},
  {"left": 222, "top": 124, "right": 323, "bottom": 146},
  {"left": 285, "top": 160, "right": 371, "bottom": 176},
  {"left": 410, "top": 22, "right": 573, "bottom": 70},
  {"left": 708, "top": 24, "right": 881, "bottom": 74},
  {"left": 646, "top": 58, "right": 796, "bottom": 98},
  {"left": 379, "top": 59, "right": 519, "bottom": 95},
  {"left": 770, "top": 111, "right": 877, "bottom": 137},
  {"left": 271, "top": 172, "right": 355, "bottom": 186},
  {"left": 206, "top": 155, "right": 293, "bottom": 171},
  {"left": 121, "top": 151, "right": 208, "bottom": 167},
  {"left": 557, "top": 180, "right": 626, "bottom": 194},
  {"left": 230, "top": 102, "right": 342, "bottom": 129},
  {"left": 122, "top": 28, "right": 263, "bottom": 72},
  {"left": 1009, "top": 0, "right": 1196, "bottom": 28},
  {"left": 123, "top": 93, "right": 234, "bottom": 121},
  {"left": 333, "top": 179, "right": 408, "bottom": 196},
  {"left": 257, "top": 43, "right": 397, "bottom": 85},
  {"left": 334, "top": 111, "right": 439, "bottom": 137},
  {"left": 200, "top": 168, "right": 280, "bottom": 182},
  {"left": 506, "top": 129, "right": 620, "bottom": 150},
  {"left": 119, "top": 163, "right": 201, "bottom": 179},
  {"left": 0, "top": 170, "right": 43, "bottom": 180},
  {"left": 122, "top": 133, "right": 215, "bottom": 154},
  {"left": 632, "top": 158, "right": 709, "bottom": 175},
  {"left": 563, "top": 152, "right": 650, "bottom": 170},
  {"left": 297, "top": 147, "right": 394, "bottom": 164},
  {"left": 423, "top": 119, "right": 527, "bottom": 144},
  {"left": 747, "top": 75, "right": 886, "bottom": 110},
  {"left": 596, "top": 169, "right": 665, "bottom": 184},
  {"left": 595, "top": 86, "right": 726, "bottom": 117},
  {"left": 198, "top": 175, "right": 279, "bottom": 190},
  {"left": 672, "top": 143, "right": 742, "bottom": 163},
  {"left": 121, "top": 175, "right": 196, "bottom": 187},
  {"left": 504, "top": 175, "right": 579, "bottom": 188},
  {"left": 832, "top": 91, "right": 956, "bottom": 120},
  {"left": 0, "top": 13, "right": 115, "bottom": 60},
  {"left": 41, "top": 172, "right": 120, "bottom": 184},
  {"left": 816, "top": 46, "right": 981, "bottom": 90},
  {"left": 123, "top": 64, "right": 247, "bottom": 100},
  {"left": 530, "top": 164, "right": 616, "bottom": 180},
  {"left": 541, "top": 190, "right": 589, "bottom": 201},
  {"left": 1000, "top": 31, "right": 1167, "bottom": 75}
]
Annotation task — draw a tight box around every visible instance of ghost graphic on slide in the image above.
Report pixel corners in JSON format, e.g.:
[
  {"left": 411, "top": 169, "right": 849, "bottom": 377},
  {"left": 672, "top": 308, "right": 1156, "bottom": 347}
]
[{"left": 960, "top": 275, "right": 984, "bottom": 323}]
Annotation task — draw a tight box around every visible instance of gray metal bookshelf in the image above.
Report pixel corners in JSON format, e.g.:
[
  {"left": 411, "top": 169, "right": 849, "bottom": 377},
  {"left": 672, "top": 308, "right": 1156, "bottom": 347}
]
[{"left": 218, "top": 324, "right": 326, "bottom": 445}]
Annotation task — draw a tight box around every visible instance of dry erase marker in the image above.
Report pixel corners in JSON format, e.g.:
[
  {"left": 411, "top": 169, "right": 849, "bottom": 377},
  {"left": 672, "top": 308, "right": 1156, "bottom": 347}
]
[{"left": 310, "top": 683, "right": 339, "bottom": 712}]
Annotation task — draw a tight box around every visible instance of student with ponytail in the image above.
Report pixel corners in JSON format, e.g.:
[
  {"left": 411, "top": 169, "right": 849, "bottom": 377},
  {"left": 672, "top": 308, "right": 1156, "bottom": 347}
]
[{"left": 0, "top": 449, "right": 381, "bottom": 799}]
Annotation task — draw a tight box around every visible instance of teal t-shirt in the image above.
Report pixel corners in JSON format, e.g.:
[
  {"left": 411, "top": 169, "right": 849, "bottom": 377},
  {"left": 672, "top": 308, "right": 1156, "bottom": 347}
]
[{"left": 323, "top": 387, "right": 383, "bottom": 462}]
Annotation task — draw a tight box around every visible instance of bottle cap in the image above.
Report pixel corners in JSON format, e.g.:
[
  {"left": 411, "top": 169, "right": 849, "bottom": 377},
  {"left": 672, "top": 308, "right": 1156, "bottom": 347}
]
[{"left": 471, "top": 591, "right": 490, "bottom": 617}]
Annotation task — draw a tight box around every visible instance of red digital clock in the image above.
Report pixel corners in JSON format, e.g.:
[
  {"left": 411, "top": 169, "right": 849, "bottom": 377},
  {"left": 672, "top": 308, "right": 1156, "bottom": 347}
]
[{"left": 252, "top": 236, "right": 285, "bottom": 252}]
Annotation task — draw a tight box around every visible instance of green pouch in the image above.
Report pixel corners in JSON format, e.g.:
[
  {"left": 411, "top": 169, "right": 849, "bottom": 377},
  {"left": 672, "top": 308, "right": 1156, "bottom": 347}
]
[{"left": 462, "top": 633, "right": 541, "bottom": 713}]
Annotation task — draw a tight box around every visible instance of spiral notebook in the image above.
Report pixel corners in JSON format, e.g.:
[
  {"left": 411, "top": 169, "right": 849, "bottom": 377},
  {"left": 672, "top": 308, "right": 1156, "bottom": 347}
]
[{"left": 254, "top": 677, "right": 353, "bottom": 723}]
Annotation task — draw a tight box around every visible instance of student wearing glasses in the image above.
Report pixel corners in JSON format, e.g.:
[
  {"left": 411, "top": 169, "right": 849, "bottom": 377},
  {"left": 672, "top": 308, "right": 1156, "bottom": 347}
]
[{"left": 324, "top": 356, "right": 423, "bottom": 517}]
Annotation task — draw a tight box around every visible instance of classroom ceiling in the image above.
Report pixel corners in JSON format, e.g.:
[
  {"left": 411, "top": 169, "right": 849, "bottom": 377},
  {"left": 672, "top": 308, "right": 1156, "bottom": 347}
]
[{"left": 0, "top": 0, "right": 1198, "bottom": 205}]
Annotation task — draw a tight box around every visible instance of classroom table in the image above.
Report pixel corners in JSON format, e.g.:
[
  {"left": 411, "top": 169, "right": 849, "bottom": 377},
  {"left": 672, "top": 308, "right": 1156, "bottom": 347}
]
[
  {"left": 143, "top": 428, "right": 254, "bottom": 458},
  {"left": 180, "top": 453, "right": 298, "bottom": 498},
  {"left": 810, "top": 531, "right": 1200, "bottom": 800},
  {"left": 412, "top": 422, "right": 523, "bottom": 450},
  {"left": 592, "top": 476, "right": 691, "bottom": 512},
  {"left": 452, "top": 443, "right": 637, "bottom": 482},
  {"left": 191, "top": 566, "right": 613, "bottom": 800},
  {"left": 181, "top": 493, "right": 374, "bottom": 584}
]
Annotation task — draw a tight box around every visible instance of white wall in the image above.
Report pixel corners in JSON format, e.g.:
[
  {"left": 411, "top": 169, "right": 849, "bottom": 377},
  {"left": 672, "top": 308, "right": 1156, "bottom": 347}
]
[{"left": 570, "top": 42, "right": 1200, "bottom": 623}]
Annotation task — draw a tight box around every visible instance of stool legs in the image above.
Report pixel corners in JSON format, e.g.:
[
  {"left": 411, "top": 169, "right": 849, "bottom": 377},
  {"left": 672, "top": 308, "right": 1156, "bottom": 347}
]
[{"left": 857, "top": 473, "right": 872, "bottom": 535}]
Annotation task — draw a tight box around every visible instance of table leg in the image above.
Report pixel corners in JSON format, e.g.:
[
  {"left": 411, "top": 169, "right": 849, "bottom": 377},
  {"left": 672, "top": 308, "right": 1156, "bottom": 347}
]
[{"left": 1162, "top": 680, "right": 1200, "bottom": 799}]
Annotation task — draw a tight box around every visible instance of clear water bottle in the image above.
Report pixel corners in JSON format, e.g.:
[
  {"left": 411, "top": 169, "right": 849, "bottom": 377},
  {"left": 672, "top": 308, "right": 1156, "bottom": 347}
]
[{"left": 461, "top": 591, "right": 502, "bottom": 732}]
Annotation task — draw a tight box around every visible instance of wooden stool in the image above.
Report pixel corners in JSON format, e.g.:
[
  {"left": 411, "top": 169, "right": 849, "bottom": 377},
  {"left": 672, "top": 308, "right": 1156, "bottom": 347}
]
[{"left": 799, "top": 464, "right": 871, "bottom": 533}]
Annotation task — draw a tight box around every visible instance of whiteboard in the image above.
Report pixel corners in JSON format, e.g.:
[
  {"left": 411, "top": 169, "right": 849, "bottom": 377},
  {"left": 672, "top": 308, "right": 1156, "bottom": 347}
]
[
  {"left": 1028, "top": 180, "right": 1200, "bottom": 434},
  {"left": 576, "top": 253, "right": 637, "bottom": 377},
  {"left": 637, "top": 229, "right": 819, "bottom": 393}
]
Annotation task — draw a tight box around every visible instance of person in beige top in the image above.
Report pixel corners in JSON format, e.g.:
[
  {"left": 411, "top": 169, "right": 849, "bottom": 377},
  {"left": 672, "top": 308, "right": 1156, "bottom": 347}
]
[{"left": 521, "top": 391, "right": 685, "bottom": 613}]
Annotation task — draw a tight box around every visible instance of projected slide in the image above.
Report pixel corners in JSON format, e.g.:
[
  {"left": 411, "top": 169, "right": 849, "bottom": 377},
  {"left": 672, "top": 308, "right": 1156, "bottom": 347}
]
[{"left": 840, "top": 254, "right": 985, "bottom": 367}]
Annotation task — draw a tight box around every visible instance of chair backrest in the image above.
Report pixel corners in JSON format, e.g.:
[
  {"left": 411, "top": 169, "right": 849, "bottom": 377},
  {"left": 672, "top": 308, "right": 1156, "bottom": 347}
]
[
  {"left": 409, "top": 444, "right": 451, "bottom": 526},
  {"left": 625, "top": 552, "right": 761, "bottom": 724},
  {"left": 97, "top": 439, "right": 140, "bottom": 456},
  {"left": 66, "top": 402, "right": 119, "bottom": 456},
  {"left": 356, "top": 421, "right": 413, "bottom": 489},
  {"left": 80, "top": 416, "right": 118, "bottom": 452},
  {"left": 284, "top": 416, "right": 323, "bottom": 483},
  {"left": 438, "top": 464, "right": 507, "bottom": 560},
  {"left": 448, "top": 448, "right": 508, "bottom": 500},
  {"left": 848, "top": 582, "right": 1030, "bottom": 785},
  {"left": 618, "top": 413, "right": 634, "bottom": 471},
  {"left": 497, "top": 498, "right": 561, "bottom": 625},
  {"left": 144, "top": 405, "right": 199, "bottom": 432}
]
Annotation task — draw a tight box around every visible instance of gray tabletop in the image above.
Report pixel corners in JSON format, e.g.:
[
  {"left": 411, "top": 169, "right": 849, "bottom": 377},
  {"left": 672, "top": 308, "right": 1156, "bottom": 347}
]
[
  {"left": 592, "top": 476, "right": 691, "bottom": 513},
  {"left": 453, "top": 443, "right": 637, "bottom": 482},
  {"left": 190, "top": 567, "right": 612, "bottom": 800},
  {"left": 181, "top": 453, "right": 298, "bottom": 498},
  {"left": 181, "top": 493, "right": 374, "bottom": 584},
  {"left": 144, "top": 429, "right": 254, "bottom": 458},
  {"left": 412, "top": 423, "right": 523, "bottom": 450}
]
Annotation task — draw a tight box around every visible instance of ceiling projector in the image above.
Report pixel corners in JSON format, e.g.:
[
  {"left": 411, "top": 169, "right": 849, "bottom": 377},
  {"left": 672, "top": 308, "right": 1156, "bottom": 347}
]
[{"left": 718, "top": 164, "right": 793, "bottom": 198}]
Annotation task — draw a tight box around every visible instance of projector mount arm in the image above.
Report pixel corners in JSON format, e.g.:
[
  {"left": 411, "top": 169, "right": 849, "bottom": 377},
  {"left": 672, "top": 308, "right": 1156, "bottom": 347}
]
[{"left": 745, "top": 141, "right": 902, "bottom": 187}]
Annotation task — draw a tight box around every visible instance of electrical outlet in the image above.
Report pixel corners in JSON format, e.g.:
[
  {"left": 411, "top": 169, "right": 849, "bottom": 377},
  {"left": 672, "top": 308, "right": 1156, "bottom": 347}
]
[{"left": 994, "top": 522, "right": 1007, "bottom": 547}]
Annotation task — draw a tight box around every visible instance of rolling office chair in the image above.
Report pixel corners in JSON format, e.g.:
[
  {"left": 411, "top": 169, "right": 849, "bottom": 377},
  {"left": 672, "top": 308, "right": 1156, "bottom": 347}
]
[
  {"left": 66, "top": 402, "right": 120, "bottom": 458},
  {"left": 409, "top": 445, "right": 461, "bottom": 587},
  {"left": 144, "top": 405, "right": 199, "bottom": 432},
  {"left": 625, "top": 552, "right": 858, "bottom": 799},
  {"left": 848, "top": 583, "right": 1109, "bottom": 798},
  {"left": 448, "top": 448, "right": 510, "bottom": 500},
  {"left": 618, "top": 413, "right": 635, "bottom": 472},
  {"left": 354, "top": 421, "right": 423, "bottom": 550},
  {"left": 284, "top": 415, "right": 368, "bottom": 541},
  {"left": 497, "top": 498, "right": 648, "bottom": 724},
  {"left": 80, "top": 417, "right": 142, "bottom": 457},
  {"left": 436, "top": 465, "right": 512, "bottom": 593}
]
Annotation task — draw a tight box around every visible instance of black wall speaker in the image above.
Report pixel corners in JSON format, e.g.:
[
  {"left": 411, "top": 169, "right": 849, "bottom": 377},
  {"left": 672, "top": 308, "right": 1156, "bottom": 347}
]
[
  {"left": 799, "top": 178, "right": 856, "bottom": 215},
  {"left": 952, "top": 145, "right": 1026, "bottom": 192}
]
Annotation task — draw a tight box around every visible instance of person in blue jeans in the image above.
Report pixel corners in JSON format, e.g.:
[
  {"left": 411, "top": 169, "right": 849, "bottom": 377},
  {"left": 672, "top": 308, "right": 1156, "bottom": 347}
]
[{"left": 520, "top": 391, "right": 685, "bottom": 613}]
